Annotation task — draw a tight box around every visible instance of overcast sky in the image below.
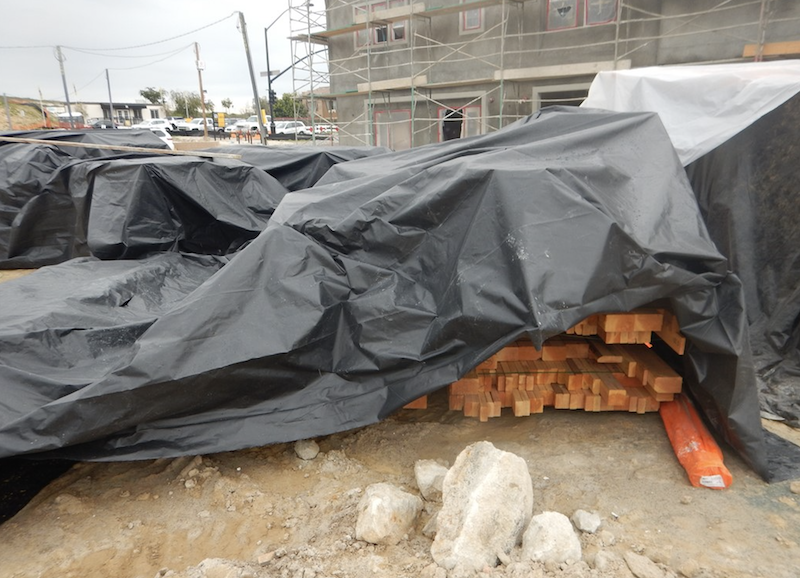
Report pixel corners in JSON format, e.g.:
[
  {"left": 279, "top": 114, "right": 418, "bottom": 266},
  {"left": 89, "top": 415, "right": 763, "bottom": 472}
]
[{"left": 0, "top": 0, "right": 314, "bottom": 114}]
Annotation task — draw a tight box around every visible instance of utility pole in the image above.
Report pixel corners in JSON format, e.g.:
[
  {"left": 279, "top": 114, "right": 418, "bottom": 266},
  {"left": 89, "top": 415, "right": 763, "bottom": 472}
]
[
  {"left": 56, "top": 46, "right": 75, "bottom": 129},
  {"left": 105, "top": 69, "right": 115, "bottom": 126},
  {"left": 238, "top": 11, "right": 267, "bottom": 144},
  {"left": 3, "top": 94, "right": 11, "bottom": 130},
  {"left": 38, "top": 88, "right": 48, "bottom": 127},
  {"left": 195, "top": 42, "right": 209, "bottom": 140}
]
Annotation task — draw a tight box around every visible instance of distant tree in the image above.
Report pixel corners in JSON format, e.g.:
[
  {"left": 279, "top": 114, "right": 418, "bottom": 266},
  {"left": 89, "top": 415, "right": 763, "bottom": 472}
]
[
  {"left": 170, "top": 91, "right": 203, "bottom": 118},
  {"left": 268, "top": 93, "right": 309, "bottom": 118},
  {"left": 140, "top": 87, "right": 166, "bottom": 105},
  {"left": 221, "top": 98, "right": 233, "bottom": 113}
]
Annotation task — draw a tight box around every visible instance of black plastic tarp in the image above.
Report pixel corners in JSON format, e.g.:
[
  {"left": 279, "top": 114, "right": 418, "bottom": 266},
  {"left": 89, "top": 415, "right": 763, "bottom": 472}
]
[
  {"left": 0, "top": 107, "right": 770, "bottom": 479},
  {"left": 0, "top": 149, "right": 289, "bottom": 268},
  {"left": 1, "top": 129, "right": 170, "bottom": 158},
  {"left": 686, "top": 94, "right": 800, "bottom": 426},
  {"left": 221, "top": 145, "right": 391, "bottom": 191}
]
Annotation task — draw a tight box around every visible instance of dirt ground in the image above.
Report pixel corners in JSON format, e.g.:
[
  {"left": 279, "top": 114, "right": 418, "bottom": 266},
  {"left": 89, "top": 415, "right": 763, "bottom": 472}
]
[{"left": 1, "top": 389, "right": 799, "bottom": 578}]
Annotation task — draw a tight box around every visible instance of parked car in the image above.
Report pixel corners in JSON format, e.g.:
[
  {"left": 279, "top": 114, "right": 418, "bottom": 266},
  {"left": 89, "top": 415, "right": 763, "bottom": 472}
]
[
  {"left": 150, "top": 127, "right": 174, "bottom": 150},
  {"left": 175, "top": 118, "right": 215, "bottom": 132},
  {"left": 90, "top": 119, "right": 118, "bottom": 129},
  {"left": 131, "top": 118, "right": 174, "bottom": 131},
  {"left": 230, "top": 114, "right": 269, "bottom": 134},
  {"left": 312, "top": 123, "right": 338, "bottom": 136},
  {"left": 273, "top": 121, "right": 312, "bottom": 136}
]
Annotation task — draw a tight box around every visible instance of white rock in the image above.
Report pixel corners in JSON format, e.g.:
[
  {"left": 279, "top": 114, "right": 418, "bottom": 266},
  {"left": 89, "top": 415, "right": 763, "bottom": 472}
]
[
  {"left": 422, "top": 511, "right": 439, "bottom": 538},
  {"left": 419, "top": 563, "right": 448, "bottom": 578},
  {"left": 594, "top": 550, "right": 631, "bottom": 575},
  {"left": 624, "top": 551, "right": 666, "bottom": 578},
  {"left": 599, "top": 529, "right": 616, "bottom": 546},
  {"left": 521, "top": 511, "right": 582, "bottom": 565},
  {"left": 294, "top": 439, "right": 320, "bottom": 460},
  {"left": 430, "top": 441, "right": 534, "bottom": 574},
  {"left": 355, "top": 483, "right": 423, "bottom": 545},
  {"left": 571, "top": 509, "right": 602, "bottom": 533},
  {"left": 414, "top": 459, "right": 449, "bottom": 502}
]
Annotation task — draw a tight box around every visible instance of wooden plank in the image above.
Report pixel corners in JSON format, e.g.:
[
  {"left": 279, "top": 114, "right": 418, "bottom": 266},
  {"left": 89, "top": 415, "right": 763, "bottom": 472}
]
[
  {"left": 643, "top": 382, "right": 675, "bottom": 402},
  {"left": 478, "top": 392, "right": 492, "bottom": 422},
  {"left": 743, "top": 40, "right": 800, "bottom": 58},
  {"left": 542, "top": 338, "right": 567, "bottom": 361},
  {"left": 633, "top": 309, "right": 664, "bottom": 332},
  {"left": 449, "top": 394, "right": 465, "bottom": 411},
  {"left": 599, "top": 327, "right": 653, "bottom": 345},
  {"left": 449, "top": 372, "right": 482, "bottom": 394},
  {"left": 552, "top": 383, "right": 570, "bottom": 409},
  {"left": 516, "top": 342, "right": 542, "bottom": 361},
  {"left": 403, "top": 395, "right": 428, "bottom": 409},
  {"left": 655, "top": 310, "right": 686, "bottom": 355},
  {"left": 564, "top": 339, "right": 591, "bottom": 359},
  {"left": 569, "top": 389, "right": 586, "bottom": 410},
  {"left": 537, "top": 383, "right": 555, "bottom": 406},
  {"left": 512, "top": 389, "right": 531, "bottom": 416},
  {"left": 529, "top": 391, "right": 545, "bottom": 414},
  {"left": 609, "top": 344, "right": 638, "bottom": 377},
  {"left": 597, "top": 398, "right": 631, "bottom": 411},
  {"left": 584, "top": 393, "right": 602, "bottom": 412},
  {"left": 623, "top": 345, "right": 683, "bottom": 393},
  {"left": 595, "top": 372, "right": 628, "bottom": 406},
  {"left": 489, "top": 390, "right": 503, "bottom": 416},
  {"left": 590, "top": 340, "right": 623, "bottom": 363},
  {"left": 463, "top": 394, "right": 480, "bottom": 417},
  {"left": 599, "top": 313, "right": 636, "bottom": 333}
]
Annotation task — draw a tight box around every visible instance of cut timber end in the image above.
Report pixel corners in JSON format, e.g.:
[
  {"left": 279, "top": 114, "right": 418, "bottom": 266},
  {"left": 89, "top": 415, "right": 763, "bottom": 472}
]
[
  {"left": 403, "top": 395, "right": 428, "bottom": 410},
  {"left": 656, "top": 310, "right": 687, "bottom": 355}
]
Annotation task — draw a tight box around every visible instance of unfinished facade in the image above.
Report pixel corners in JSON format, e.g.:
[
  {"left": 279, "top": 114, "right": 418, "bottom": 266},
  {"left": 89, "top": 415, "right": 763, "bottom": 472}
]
[{"left": 299, "top": 0, "right": 799, "bottom": 148}]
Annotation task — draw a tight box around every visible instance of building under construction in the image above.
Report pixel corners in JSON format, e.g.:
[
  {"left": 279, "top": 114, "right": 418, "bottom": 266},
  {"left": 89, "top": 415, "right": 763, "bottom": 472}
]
[{"left": 287, "top": 0, "right": 799, "bottom": 148}]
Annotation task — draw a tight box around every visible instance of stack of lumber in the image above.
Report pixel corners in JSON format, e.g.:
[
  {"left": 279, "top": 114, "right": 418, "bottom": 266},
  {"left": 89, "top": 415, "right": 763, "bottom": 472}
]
[{"left": 403, "top": 309, "right": 687, "bottom": 421}]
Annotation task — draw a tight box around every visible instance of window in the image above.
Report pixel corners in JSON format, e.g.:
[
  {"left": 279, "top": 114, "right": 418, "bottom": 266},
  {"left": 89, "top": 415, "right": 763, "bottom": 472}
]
[
  {"left": 355, "top": 0, "right": 408, "bottom": 49},
  {"left": 460, "top": 0, "right": 484, "bottom": 34},
  {"left": 374, "top": 109, "right": 412, "bottom": 150},
  {"left": 547, "top": 0, "right": 617, "bottom": 30},
  {"left": 437, "top": 105, "right": 482, "bottom": 142},
  {"left": 585, "top": 0, "right": 617, "bottom": 25}
]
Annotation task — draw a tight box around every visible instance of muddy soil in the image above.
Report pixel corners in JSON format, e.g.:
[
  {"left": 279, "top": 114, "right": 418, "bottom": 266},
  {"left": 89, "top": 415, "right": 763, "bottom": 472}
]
[{"left": 1, "top": 390, "right": 799, "bottom": 578}]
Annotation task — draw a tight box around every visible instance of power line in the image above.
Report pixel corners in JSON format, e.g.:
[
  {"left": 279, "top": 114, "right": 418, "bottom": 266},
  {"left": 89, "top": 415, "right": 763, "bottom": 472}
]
[
  {"left": 72, "top": 44, "right": 195, "bottom": 94},
  {"left": 0, "top": 12, "right": 236, "bottom": 52},
  {"left": 62, "top": 12, "right": 238, "bottom": 52},
  {"left": 63, "top": 44, "right": 196, "bottom": 59}
]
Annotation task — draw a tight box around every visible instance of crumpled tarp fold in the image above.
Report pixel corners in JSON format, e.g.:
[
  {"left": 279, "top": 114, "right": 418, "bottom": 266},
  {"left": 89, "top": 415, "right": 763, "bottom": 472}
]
[{"left": 0, "top": 108, "right": 770, "bottom": 480}]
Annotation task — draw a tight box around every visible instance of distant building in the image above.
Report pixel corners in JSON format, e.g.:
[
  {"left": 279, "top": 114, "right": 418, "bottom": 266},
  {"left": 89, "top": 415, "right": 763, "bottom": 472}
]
[
  {"left": 27, "top": 101, "right": 168, "bottom": 128},
  {"left": 316, "top": 0, "right": 800, "bottom": 149}
]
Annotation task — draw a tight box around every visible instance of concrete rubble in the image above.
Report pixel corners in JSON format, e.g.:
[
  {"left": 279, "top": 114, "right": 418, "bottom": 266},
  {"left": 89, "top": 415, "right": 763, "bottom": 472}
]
[
  {"left": 521, "top": 511, "right": 582, "bottom": 565},
  {"left": 414, "top": 459, "right": 449, "bottom": 502},
  {"left": 355, "top": 482, "right": 423, "bottom": 545},
  {"left": 430, "top": 441, "right": 534, "bottom": 574}
]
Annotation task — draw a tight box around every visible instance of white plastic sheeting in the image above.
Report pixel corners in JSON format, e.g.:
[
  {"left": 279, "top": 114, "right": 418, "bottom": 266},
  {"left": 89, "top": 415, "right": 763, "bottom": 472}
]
[{"left": 581, "top": 61, "right": 800, "bottom": 166}]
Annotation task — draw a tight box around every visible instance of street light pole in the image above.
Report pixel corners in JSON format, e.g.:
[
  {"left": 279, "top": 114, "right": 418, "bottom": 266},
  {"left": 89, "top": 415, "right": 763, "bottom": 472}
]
[{"left": 264, "top": 6, "right": 294, "bottom": 138}]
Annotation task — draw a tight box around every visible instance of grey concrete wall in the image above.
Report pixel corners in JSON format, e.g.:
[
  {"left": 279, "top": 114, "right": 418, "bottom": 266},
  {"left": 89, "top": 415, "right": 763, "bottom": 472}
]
[{"left": 326, "top": 0, "right": 799, "bottom": 148}]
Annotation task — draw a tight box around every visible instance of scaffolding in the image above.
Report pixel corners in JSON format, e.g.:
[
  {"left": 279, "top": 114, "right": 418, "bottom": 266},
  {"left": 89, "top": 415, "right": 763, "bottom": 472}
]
[
  {"left": 288, "top": 0, "right": 333, "bottom": 143},
  {"left": 289, "top": 0, "right": 799, "bottom": 148}
]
